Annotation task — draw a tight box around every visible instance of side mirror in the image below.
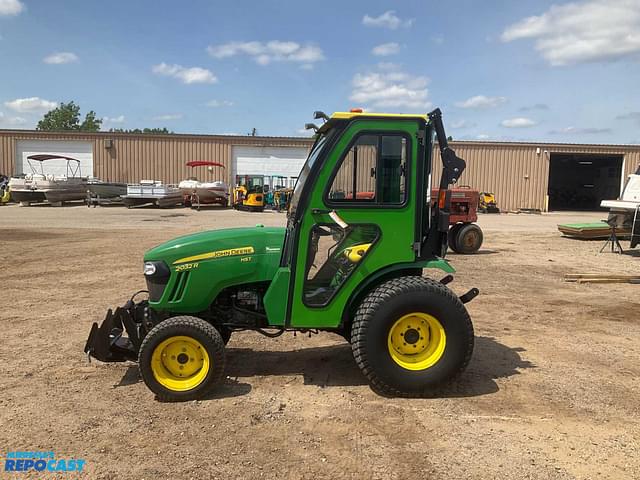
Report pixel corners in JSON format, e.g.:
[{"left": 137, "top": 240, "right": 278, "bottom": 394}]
[
  {"left": 314, "top": 111, "right": 329, "bottom": 122},
  {"left": 305, "top": 123, "right": 319, "bottom": 132}
]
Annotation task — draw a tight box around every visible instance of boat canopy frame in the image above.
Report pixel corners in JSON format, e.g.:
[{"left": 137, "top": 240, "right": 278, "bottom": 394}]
[{"left": 26, "top": 154, "right": 82, "bottom": 178}]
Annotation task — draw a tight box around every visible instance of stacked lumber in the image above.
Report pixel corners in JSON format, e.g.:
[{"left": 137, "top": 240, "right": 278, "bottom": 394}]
[
  {"left": 564, "top": 273, "right": 640, "bottom": 284},
  {"left": 557, "top": 222, "right": 631, "bottom": 240}
]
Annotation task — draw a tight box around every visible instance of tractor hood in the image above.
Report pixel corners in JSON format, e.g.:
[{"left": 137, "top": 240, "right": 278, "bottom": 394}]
[
  {"left": 142, "top": 226, "right": 286, "bottom": 312},
  {"left": 144, "top": 226, "right": 285, "bottom": 264}
]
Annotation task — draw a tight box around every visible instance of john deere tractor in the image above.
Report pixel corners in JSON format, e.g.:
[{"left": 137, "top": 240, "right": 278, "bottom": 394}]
[{"left": 85, "top": 108, "right": 478, "bottom": 401}]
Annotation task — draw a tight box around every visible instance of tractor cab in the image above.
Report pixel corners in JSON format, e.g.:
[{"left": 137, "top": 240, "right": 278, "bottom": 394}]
[
  {"left": 263, "top": 108, "right": 468, "bottom": 327},
  {"left": 85, "top": 108, "right": 478, "bottom": 402}
]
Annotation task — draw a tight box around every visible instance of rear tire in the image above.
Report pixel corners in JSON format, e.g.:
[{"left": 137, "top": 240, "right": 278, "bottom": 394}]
[
  {"left": 351, "top": 276, "right": 474, "bottom": 397},
  {"left": 454, "top": 223, "right": 483, "bottom": 254},
  {"left": 139, "top": 316, "right": 225, "bottom": 402}
]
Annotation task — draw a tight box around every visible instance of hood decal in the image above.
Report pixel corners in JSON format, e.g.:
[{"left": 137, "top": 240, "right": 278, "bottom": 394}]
[{"left": 173, "top": 246, "right": 255, "bottom": 265}]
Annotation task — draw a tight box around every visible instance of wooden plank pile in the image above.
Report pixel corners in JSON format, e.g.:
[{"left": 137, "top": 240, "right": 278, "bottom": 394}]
[
  {"left": 557, "top": 222, "right": 631, "bottom": 240},
  {"left": 565, "top": 273, "right": 640, "bottom": 284}
]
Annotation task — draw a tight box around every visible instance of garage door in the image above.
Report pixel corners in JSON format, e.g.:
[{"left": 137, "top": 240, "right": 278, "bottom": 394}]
[
  {"left": 548, "top": 153, "right": 623, "bottom": 211},
  {"left": 232, "top": 146, "right": 309, "bottom": 187},
  {"left": 16, "top": 140, "right": 94, "bottom": 177}
]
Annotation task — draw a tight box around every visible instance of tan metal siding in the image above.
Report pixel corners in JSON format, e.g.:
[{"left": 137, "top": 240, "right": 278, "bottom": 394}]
[
  {"left": 0, "top": 130, "right": 311, "bottom": 187},
  {"left": 432, "top": 142, "right": 640, "bottom": 212},
  {"left": 2, "top": 128, "right": 640, "bottom": 212},
  {"left": 0, "top": 135, "right": 14, "bottom": 176}
]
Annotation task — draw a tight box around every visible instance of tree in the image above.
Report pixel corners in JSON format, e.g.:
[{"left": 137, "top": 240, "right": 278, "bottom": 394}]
[
  {"left": 81, "top": 110, "right": 102, "bottom": 132},
  {"left": 36, "top": 101, "right": 102, "bottom": 132}
]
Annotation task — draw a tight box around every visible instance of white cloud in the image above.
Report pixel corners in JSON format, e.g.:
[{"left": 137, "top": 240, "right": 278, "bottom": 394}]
[
  {"left": 152, "top": 63, "right": 217, "bottom": 84},
  {"left": 207, "top": 41, "right": 324, "bottom": 68},
  {"left": 152, "top": 113, "right": 183, "bottom": 121},
  {"left": 4, "top": 97, "right": 57, "bottom": 113},
  {"left": 205, "top": 100, "right": 233, "bottom": 108},
  {"left": 501, "top": 0, "right": 640, "bottom": 66},
  {"left": 476, "top": 134, "right": 491, "bottom": 140},
  {"left": 450, "top": 119, "right": 476, "bottom": 129},
  {"left": 455, "top": 95, "right": 507, "bottom": 109},
  {"left": 371, "top": 42, "right": 401, "bottom": 57},
  {"left": 0, "top": 111, "right": 27, "bottom": 127},
  {"left": 43, "top": 52, "right": 79, "bottom": 65},
  {"left": 362, "top": 11, "right": 413, "bottom": 29},
  {"left": 103, "top": 115, "right": 125, "bottom": 124},
  {"left": 549, "top": 126, "right": 612, "bottom": 134},
  {"left": 501, "top": 117, "right": 538, "bottom": 128},
  {"left": 0, "top": 0, "right": 24, "bottom": 16},
  {"left": 350, "top": 68, "right": 430, "bottom": 110}
]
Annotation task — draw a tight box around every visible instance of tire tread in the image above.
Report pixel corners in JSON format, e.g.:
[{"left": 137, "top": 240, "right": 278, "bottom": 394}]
[
  {"left": 139, "top": 316, "right": 225, "bottom": 402},
  {"left": 351, "top": 276, "right": 474, "bottom": 397}
]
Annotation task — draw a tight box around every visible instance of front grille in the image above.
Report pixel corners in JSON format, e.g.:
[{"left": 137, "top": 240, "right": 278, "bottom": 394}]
[
  {"left": 167, "top": 271, "right": 190, "bottom": 303},
  {"left": 146, "top": 276, "right": 169, "bottom": 302}
]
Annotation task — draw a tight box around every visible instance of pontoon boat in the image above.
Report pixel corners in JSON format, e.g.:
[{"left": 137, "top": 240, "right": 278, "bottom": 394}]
[{"left": 178, "top": 161, "right": 229, "bottom": 209}]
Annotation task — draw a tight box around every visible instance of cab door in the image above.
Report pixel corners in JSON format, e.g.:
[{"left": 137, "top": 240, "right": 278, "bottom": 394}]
[{"left": 289, "top": 119, "right": 419, "bottom": 328}]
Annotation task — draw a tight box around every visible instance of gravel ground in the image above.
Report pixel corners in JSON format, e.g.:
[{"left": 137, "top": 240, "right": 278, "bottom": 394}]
[{"left": 0, "top": 204, "right": 638, "bottom": 479}]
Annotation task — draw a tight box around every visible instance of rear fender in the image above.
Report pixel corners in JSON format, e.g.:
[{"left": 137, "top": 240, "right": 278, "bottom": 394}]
[{"left": 341, "top": 259, "right": 455, "bottom": 327}]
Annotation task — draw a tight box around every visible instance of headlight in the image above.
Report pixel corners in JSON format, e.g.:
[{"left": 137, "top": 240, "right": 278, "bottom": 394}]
[{"left": 143, "top": 262, "right": 157, "bottom": 276}]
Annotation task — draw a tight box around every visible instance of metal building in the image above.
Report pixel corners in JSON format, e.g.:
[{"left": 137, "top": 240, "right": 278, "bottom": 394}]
[
  {"left": 435, "top": 141, "right": 640, "bottom": 212},
  {"left": 2, "top": 128, "right": 639, "bottom": 212},
  {"left": 0, "top": 129, "right": 312, "bottom": 191}
]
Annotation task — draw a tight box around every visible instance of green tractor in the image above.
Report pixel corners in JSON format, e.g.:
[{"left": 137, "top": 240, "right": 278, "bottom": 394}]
[{"left": 85, "top": 108, "right": 478, "bottom": 401}]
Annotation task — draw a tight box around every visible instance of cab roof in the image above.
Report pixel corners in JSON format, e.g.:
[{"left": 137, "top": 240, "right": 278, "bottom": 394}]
[
  {"left": 317, "top": 111, "right": 429, "bottom": 134},
  {"left": 330, "top": 111, "right": 429, "bottom": 121}
]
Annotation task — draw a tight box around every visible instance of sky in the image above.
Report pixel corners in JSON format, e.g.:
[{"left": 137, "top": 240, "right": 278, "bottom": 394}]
[{"left": 0, "top": 0, "right": 639, "bottom": 143}]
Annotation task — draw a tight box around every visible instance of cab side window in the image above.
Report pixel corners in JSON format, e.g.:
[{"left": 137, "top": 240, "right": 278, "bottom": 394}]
[{"left": 327, "top": 133, "right": 408, "bottom": 205}]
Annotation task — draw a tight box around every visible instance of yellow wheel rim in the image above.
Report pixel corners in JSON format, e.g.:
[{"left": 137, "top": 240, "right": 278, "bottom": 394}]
[
  {"left": 387, "top": 312, "right": 446, "bottom": 371},
  {"left": 150, "top": 336, "right": 210, "bottom": 392}
]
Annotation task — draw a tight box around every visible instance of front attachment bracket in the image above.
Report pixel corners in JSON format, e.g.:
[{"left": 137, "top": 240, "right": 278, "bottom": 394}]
[{"left": 84, "top": 301, "right": 149, "bottom": 363}]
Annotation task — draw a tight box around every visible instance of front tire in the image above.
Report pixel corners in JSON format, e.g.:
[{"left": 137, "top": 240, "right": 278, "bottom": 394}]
[
  {"left": 351, "top": 276, "right": 474, "bottom": 397},
  {"left": 139, "top": 316, "right": 225, "bottom": 402}
]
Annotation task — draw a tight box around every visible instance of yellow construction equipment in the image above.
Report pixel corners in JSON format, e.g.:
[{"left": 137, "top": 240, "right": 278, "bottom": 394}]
[{"left": 232, "top": 175, "right": 265, "bottom": 212}]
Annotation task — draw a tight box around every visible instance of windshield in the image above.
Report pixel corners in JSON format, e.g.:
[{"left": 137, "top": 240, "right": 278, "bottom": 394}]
[{"left": 288, "top": 130, "right": 333, "bottom": 217}]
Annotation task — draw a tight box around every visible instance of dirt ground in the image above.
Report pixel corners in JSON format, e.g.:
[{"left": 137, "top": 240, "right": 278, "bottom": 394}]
[{"left": 1, "top": 205, "right": 638, "bottom": 479}]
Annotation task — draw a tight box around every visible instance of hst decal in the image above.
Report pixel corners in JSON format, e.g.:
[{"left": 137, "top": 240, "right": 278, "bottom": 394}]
[{"left": 173, "top": 246, "right": 255, "bottom": 265}]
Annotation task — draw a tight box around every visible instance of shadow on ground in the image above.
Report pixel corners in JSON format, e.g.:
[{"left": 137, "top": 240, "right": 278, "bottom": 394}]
[
  {"left": 434, "top": 336, "right": 535, "bottom": 398},
  {"left": 448, "top": 249, "right": 500, "bottom": 256},
  {"left": 115, "top": 336, "right": 534, "bottom": 400},
  {"left": 115, "top": 364, "right": 253, "bottom": 400}
]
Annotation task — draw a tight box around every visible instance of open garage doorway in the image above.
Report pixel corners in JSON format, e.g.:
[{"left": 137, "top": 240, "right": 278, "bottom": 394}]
[{"left": 548, "top": 153, "right": 623, "bottom": 211}]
